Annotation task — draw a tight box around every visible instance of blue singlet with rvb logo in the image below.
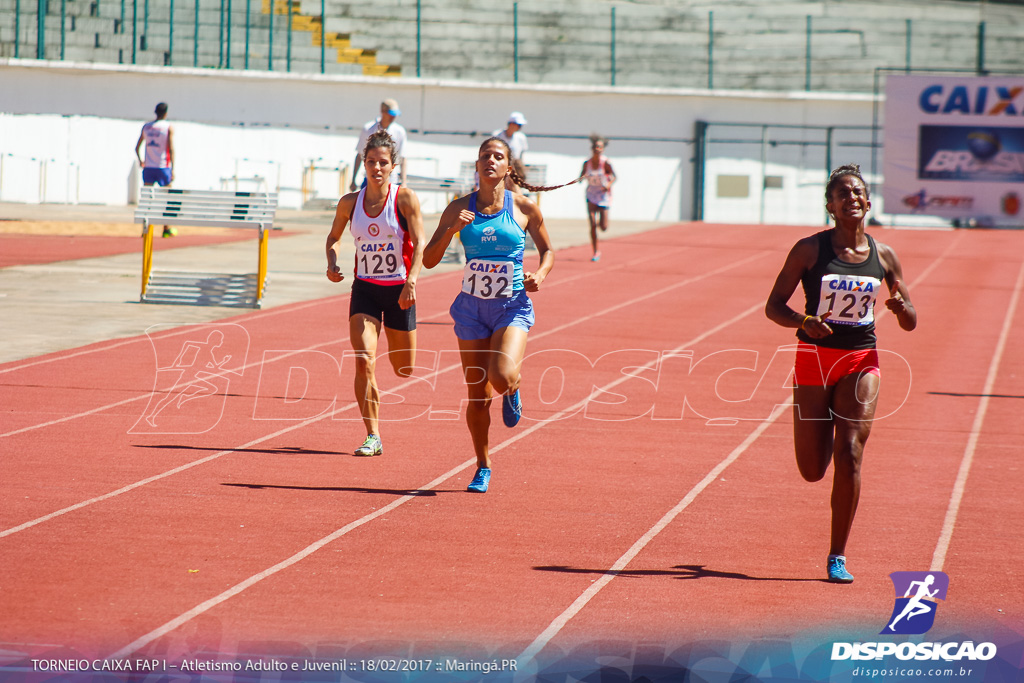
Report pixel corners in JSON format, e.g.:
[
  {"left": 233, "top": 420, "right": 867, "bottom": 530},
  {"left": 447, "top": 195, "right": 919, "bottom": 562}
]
[{"left": 460, "top": 190, "right": 525, "bottom": 292}]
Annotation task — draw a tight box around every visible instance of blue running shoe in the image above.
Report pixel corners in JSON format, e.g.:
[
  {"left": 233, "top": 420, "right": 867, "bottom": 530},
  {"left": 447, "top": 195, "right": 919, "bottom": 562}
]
[
  {"left": 467, "top": 467, "right": 491, "bottom": 493},
  {"left": 502, "top": 389, "right": 522, "bottom": 428},
  {"left": 827, "top": 555, "right": 854, "bottom": 583}
]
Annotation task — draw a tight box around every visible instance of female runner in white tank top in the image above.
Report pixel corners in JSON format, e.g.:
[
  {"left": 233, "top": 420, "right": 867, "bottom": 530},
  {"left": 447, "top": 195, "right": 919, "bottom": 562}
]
[
  {"left": 581, "top": 135, "right": 616, "bottom": 261},
  {"left": 326, "top": 130, "right": 426, "bottom": 457}
]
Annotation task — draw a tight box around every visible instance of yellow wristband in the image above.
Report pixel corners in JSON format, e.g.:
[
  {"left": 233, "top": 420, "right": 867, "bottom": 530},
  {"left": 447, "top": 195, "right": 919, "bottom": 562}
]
[{"left": 800, "top": 315, "right": 811, "bottom": 330}]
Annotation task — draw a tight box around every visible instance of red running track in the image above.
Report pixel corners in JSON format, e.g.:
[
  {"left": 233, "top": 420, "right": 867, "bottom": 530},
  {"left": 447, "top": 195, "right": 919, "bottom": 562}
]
[{"left": 0, "top": 223, "right": 1021, "bottom": 669}]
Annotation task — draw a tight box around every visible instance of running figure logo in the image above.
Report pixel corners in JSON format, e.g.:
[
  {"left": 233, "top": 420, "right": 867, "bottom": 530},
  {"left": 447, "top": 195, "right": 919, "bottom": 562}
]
[
  {"left": 131, "top": 324, "right": 249, "bottom": 434},
  {"left": 881, "top": 571, "right": 949, "bottom": 635}
]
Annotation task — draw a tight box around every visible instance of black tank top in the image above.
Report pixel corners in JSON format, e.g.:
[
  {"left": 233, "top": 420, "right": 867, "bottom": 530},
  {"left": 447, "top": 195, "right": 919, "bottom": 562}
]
[{"left": 796, "top": 230, "right": 886, "bottom": 350}]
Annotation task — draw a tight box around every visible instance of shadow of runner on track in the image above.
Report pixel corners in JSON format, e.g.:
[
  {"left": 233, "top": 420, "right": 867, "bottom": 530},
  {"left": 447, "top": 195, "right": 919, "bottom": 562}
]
[
  {"left": 220, "top": 483, "right": 456, "bottom": 496},
  {"left": 134, "top": 444, "right": 346, "bottom": 456},
  {"left": 534, "top": 564, "right": 825, "bottom": 583}
]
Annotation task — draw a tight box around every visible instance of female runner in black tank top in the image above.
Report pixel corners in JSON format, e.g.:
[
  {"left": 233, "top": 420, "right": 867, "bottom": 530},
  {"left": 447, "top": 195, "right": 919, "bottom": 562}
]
[{"left": 765, "top": 164, "right": 917, "bottom": 583}]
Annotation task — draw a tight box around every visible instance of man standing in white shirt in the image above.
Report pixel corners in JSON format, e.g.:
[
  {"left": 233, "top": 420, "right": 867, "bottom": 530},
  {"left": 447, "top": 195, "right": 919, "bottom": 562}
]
[
  {"left": 492, "top": 111, "right": 528, "bottom": 193},
  {"left": 350, "top": 98, "right": 408, "bottom": 191}
]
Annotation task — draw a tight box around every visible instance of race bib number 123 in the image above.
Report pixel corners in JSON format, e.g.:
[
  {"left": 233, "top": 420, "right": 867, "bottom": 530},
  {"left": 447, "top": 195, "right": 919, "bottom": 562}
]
[{"left": 817, "top": 274, "right": 882, "bottom": 325}]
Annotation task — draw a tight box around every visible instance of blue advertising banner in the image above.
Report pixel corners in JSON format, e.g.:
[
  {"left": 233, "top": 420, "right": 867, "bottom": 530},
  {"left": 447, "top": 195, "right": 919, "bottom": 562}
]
[
  {"left": 918, "top": 125, "right": 1024, "bottom": 182},
  {"left": 883, "top": 74, "right": 1024, "bottom": 224}
]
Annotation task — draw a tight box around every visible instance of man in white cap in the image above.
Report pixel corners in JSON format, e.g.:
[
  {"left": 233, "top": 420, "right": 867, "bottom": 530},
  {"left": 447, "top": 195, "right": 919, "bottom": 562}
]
[
  {"left": 492, "top": 111, "right": 529, "bottom": 192},
  {"left": 350, "top": 98, "right": 408, "bottom": 191}
]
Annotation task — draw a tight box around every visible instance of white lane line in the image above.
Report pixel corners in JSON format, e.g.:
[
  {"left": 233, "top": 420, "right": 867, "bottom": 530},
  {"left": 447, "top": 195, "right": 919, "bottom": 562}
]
[
  {"left": 0, "top": 327, "right": 356, "bottom": 440},
  {"left": 930, "top": 257, "right": 1024, "bottom": 572},
  {"left": 106, "top": 300, "right": 768, "bottom": 660},
  {"left": 1, "top": 252, "right": 769, "bottom": 538},
  {"left": 1, "top": 302, "right": 462, "bottom": 439},
  {"left": 0, "top": 240, "right": 706, "bottom": 439},
  {"left": 0, "top": 230, "right": 682, "bottom": 378},
  {"left": 517, "top": 400, "right": 791, "bottom": 668},
  {"left": 110, "top": 226, "right": 962, "bottom": 659},
  {"left": 0, "top": 297, "right": 333, "bottom": 375},
  {"left": 517, "top": 231, "right": 962, "bottom": 665}
]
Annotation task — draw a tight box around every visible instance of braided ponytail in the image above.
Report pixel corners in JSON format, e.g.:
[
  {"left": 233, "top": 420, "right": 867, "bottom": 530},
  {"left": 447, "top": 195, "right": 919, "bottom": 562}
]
[
  {"left": 508, "top": 163, "right": 584, "bottom": 193},
  {"left": 480, "top": 137, "right": 584, "bottom": 194}
]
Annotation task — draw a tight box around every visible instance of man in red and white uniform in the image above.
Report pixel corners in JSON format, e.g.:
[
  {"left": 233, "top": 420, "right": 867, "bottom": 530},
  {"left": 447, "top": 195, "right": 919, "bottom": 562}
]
[{"left": 134, "top": 102, "right": 176, "bottom": 237}]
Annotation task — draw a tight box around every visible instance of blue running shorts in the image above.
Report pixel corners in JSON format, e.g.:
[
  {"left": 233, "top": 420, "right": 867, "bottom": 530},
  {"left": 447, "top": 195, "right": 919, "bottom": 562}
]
[
  {"left": 450, "top": 290, "right": 534, "bottom": 340},
  {"left": 142, "top": 168, "right": 173, "bottom": 186}
]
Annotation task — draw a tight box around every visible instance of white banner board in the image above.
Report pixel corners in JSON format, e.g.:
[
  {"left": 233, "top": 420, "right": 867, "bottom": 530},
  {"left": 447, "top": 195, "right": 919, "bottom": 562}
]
[{"left": 883, "top": 74, "right": 1024, "bottom": 224}]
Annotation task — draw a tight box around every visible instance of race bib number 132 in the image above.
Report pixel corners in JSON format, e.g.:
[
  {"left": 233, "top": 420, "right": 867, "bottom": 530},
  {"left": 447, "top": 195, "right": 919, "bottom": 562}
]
[
  {"left": 462, "top": 259, "right": 513, "bottom": 299},
  {"left": 817, "top": 274, "right": 882, "bottom": 325}
]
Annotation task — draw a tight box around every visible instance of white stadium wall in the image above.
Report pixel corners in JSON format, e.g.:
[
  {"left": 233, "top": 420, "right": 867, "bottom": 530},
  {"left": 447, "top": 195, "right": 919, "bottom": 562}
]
[{"left": 0, "top": 59, "right": 877, "bottom": 222}]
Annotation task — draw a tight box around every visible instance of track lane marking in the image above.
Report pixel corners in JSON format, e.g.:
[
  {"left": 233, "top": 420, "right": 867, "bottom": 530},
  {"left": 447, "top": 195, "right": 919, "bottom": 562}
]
[
  {"left": 1, "top": 252, "right": 768, "bottom": 538},
  {"left": 0, "top": 238, "right": 703, "bottom": 438},
  {"left": 517, "top": 400, "right": 791, "bottom": 668},
  {"left": 516, "top": 231, "right": 962, "bottom": 665},
  {"left": 930, "top": 256, "right": 1024, "bottom": 572},
  {"left": 0, "top": 297, "right": 333, "bottom": 376},
  {"left": 0, "top": 227, "right": 693, "bottom": 377},
  {"left": 105, "top": 298, "right": 768, "bottom": 660}
]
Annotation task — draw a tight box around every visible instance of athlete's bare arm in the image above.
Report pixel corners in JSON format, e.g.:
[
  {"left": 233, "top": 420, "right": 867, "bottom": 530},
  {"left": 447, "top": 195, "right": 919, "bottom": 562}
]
[
  {"left": 326, "top": 192, "right": 358, "bottom": 282},
  {"left": 514, "top": 194, "right": 554, "bottom": 292},
  {"left": 396, "top": 186, "right": 426, "bottom": 309},
  {"left": 134, "top": 130, "right": 146, "bottom": 166},
  {"left": 423, "top": 196, "right": 473, "bottom": 268},
  {"left": 166, "top": 126, "right": 175, "bottom": 182},
  {"left": 876, "top": 241, "right": 917, "bottom": 331},
  {"left": 766, "top": 236, "right": 833, "bottom": 338}
]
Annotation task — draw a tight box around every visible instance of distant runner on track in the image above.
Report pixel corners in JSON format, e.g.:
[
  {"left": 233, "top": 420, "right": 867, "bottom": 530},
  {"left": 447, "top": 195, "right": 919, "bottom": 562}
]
[
  {"left": 765, "top": 163, "right": 917, "bottom": 583},
  {"left": 581, "top": 133, "right": 616, "bottom": 262}
]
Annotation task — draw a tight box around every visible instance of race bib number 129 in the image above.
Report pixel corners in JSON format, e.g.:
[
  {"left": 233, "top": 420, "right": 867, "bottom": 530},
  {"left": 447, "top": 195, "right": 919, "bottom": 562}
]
[
  {"left": 817, "top": 274, "right": 882, "bottom": 325},
  {"left": 357, "top": 238, "right": 401, "bottom": 279},
  {"left": 462, "top": 259, "right": 513, "bottom": 299}
]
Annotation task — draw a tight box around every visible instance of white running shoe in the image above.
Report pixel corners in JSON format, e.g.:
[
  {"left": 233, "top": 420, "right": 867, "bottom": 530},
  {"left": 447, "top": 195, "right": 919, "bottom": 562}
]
[{"left": 354, "top": 434, "right": 383, "bottom": 457}]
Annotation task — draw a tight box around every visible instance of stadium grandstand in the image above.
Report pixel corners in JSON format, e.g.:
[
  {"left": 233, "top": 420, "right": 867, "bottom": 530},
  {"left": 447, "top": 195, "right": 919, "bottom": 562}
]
[{"left": 2, "top": 0, "right": 1024, "bottom": 92}]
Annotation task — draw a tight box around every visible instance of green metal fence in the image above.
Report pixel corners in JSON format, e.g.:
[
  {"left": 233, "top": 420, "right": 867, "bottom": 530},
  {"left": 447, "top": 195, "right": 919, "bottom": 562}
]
[{"left": 3, "top": 0, "right": 1022, "bottom": 88}]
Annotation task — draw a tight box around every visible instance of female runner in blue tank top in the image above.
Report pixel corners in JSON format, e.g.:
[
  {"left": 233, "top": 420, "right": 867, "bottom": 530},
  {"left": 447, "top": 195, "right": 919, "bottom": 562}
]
[
  {"left": 424, "top": 137, "right": 560, "bottom": 493},
  {"left": 766, "top": 164, "right": 917, "bottom": 583}
]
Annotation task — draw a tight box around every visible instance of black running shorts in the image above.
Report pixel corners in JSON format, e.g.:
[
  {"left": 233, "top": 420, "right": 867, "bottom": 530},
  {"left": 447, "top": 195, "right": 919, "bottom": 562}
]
[{"left": 349, "top": 278, "right": 416, "bottom": 332}]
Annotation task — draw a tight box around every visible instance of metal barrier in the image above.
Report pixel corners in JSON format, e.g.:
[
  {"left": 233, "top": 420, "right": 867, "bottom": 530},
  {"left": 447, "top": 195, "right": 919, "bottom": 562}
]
[{"left": 300, "top": 159, "right": 348, "bottom": 209}]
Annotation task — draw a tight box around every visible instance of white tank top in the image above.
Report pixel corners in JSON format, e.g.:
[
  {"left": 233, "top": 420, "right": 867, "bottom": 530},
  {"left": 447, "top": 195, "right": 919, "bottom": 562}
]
[
  {"left": 350, "top": 184, "right": 412, "bottom": 285},
  {"left": 142, "top": 119, "right": 172, "bottom": 169},
  {"left": 584, "top": 156, "right": 612, "bottom": 206}
]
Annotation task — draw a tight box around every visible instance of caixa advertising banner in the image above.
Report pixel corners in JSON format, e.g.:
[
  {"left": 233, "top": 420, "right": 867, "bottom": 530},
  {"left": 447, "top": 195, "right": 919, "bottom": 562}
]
[{"left": 883, "top": 74, "right": 1024, "bottom": 225}]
